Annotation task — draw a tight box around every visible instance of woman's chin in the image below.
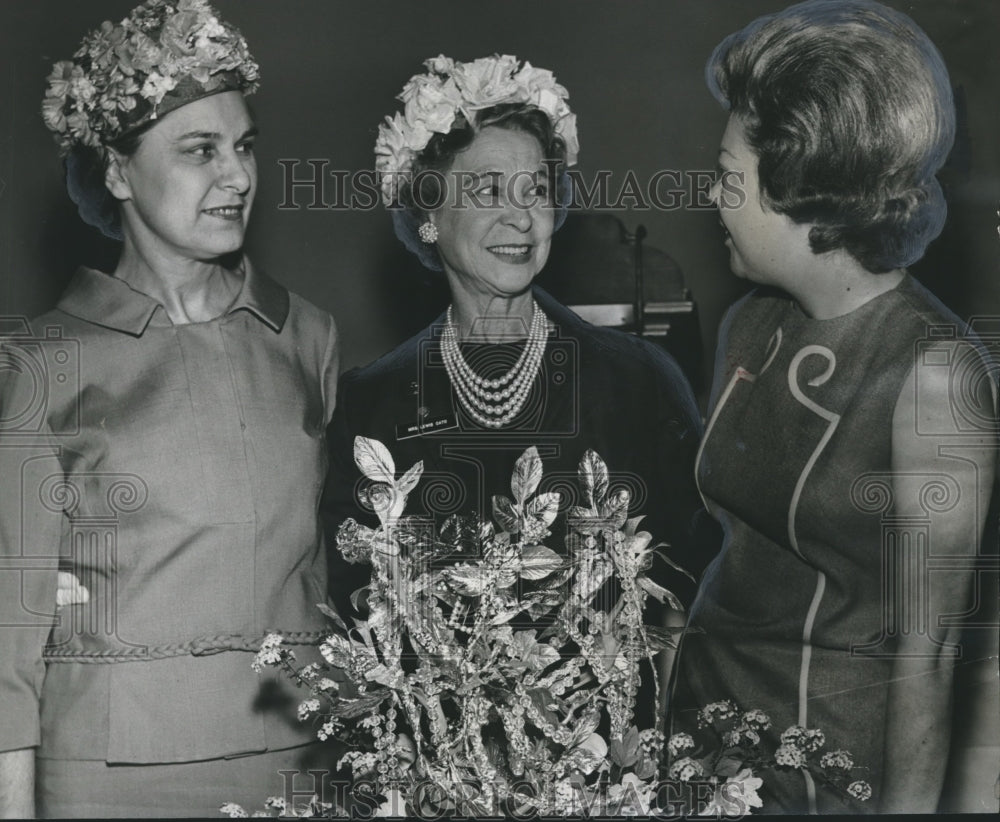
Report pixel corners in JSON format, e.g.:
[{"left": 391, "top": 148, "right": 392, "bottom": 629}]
[{"left": 195, "top": 232, "right": 247, "bottom": 260}]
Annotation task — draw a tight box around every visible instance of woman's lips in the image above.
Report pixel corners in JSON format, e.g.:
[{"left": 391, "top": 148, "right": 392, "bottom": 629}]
[
  {"left": 487, "top": 244, "right": 532, "bottom": 263},
  {"left": 203, "top": 205, "right": 245, "bottom": 221}
]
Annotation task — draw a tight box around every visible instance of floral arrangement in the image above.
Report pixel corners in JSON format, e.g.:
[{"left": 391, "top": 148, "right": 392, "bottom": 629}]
[
  {"left": 231, "top": 438, "right": 871, "bottom": 818},
  {"left": 242, "top": 437, "right": 677, "bottom": 816},
  {"left": 42, "top": 0, "right": 259, "bottom": 154},
  {"left": 374, "top": 54, "right": 580, "bottom": 206},
  {"left": 665, "top": 700, "right": 872, "bottom": 814}
]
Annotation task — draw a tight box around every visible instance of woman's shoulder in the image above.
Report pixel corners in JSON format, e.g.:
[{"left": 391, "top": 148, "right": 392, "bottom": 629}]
[
  {"left": 892, "top": 275, "right": 996, "bottom": 386},
  {"left": 338, "top": 321, "right": 436, "bottom": 393},
  {"left": 890, "top": 273, "right": 967, "bottom": 331},
  {"left": 536, "top": 288, "right": 677, "bottom": 368},
  {"left": 535, "top": 290, "right": 699, "bottom": 417},
  {"left": 286, "top": 289, "right": 336, "bottom": 328},
  {"left": 876, "top": 275, "right": 994, "bottom": 376}
]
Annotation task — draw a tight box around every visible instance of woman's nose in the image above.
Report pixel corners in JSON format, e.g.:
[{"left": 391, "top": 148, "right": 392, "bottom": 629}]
[
  {"left": 709, "top": 175, "right": 723, "bottom": 206},
  {"left": 502, "top": 198, "right": 533, "bottom": 231},
  {"left": 217, "top": 149, "right": 254, "bottom": 194}
]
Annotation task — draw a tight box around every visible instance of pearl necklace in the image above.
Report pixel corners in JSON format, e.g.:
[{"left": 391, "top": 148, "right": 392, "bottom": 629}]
[{"left": 441, "top": 301, "right": 548, "bottom": 429}]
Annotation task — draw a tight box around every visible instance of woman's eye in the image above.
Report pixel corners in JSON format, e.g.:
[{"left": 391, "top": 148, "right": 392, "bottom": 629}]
[
  {"left": 236, "top": 141, "right": 255, "bottom": 156},
  {"left": 189, "top": 145, "right": 214, "bottom": 158}
]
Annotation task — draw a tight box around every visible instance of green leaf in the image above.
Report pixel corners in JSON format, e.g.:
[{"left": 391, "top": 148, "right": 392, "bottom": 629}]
[
  {"left": 715, "top": 755, "right": 746, "bottom": 778},
  {"left": 444, "top": 564, "right": 487, "bottom": 596},
  {"left": 319, "top": 634, "right": 354, "bottom": 669},
  {"left": 365, "top": 663, "right": 402, "bottom": 688},
  {"left": 518, "top": 544, "right": 564, "bottom": 581},
  {"left": 642, "top": 625, "right": 680, "bottom": 651},
  {"left": 495, "top": 569, "right": 518, "bottom": 589},
  {"left": 578, "top": 450, "right": 609, "bottom": 508},
  {"left": 566, "top": 504, "right": 598, "bottom": 522},
  {"left": 525, "top": 491, "right": 561, "bottom": 528},
  {"left": 396, "top": 460, "right": 423, "bottom": 495},
  {"left": 608, "top": 726, "right": 641, "bottom": 767},
  {"left": 492, "top": 495, "right": 520, "bottom": 533},
  {"left": 437, "top": 514, "right": 487, "bottom": 559},
  {"left": 655, "top": 550, "right": 697, "bottom": 583},
  {"left": 599, "top": 487, "right": 631, "bottom": 524},
  {"left": 316, "top": 601, "right": 348, "bottom": 632},
  {"left": 526, "top": 687, "right": 560, "bottom": 727},
  {"left": 637, "top": 576, "right": 682, "bottom": 610},
  {"left": 353, "top": 436, "right": 396, "bottom": 484},
  {"left": 634, "top": 755, "right": 658, "bottom": 780},
  {"left": 577, "top": 732, "right": 608, "bottom": 759},
  {"left": 511, "top": 447, "right": 543, "bottom": 505},
  {"left": 349, "top": 585, "right": 369, "bottom": 614},
  {"left": 489, "top": 604, "right": 528, "bottom": 625},
  {"left": 566, "top": 710, "right": 601, "bottom": 749},
  {"left": 527, "top": 642, "right": 560, "bottom": 670},
  {"left": 330, "top": 689, "right": 390, "bottom": 718},
  {"left": 526, "top": 592, "right": 563, "bottom": 620}
]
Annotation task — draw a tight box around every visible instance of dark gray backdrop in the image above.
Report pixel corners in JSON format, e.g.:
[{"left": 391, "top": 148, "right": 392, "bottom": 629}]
[{"left": 1, "top": 0, "right": 998, "bottom": 405}]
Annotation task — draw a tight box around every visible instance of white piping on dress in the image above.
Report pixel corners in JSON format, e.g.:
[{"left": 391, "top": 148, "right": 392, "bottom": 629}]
[{"left": 786, "top": 344, "right": 840, "bottom": 815}]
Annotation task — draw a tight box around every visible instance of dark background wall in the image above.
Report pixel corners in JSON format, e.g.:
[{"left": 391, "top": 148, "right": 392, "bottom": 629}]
[{"left": 2, "top": 0, "right": 998, "bottom": 409}]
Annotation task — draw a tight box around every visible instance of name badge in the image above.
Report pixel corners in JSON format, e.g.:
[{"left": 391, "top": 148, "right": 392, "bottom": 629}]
[{"left": 395, "top": 413, "right": 459, "bottom": 440}]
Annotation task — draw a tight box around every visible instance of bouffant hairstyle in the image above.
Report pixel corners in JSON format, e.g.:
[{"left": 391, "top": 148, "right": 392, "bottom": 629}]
[
  {"left": 707, "top": 0, "right": 956, "bottom": 273},
  {"left": 393, "top": 103, "right": 571, "bottom": 272}
]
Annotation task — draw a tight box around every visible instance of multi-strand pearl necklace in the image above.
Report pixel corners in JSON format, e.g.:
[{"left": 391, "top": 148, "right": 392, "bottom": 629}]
[{"left": 440, "top": 301, "right": 548, "bottom": 429}]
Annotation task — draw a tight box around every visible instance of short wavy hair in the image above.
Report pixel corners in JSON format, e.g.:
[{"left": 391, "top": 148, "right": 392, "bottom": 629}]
[
  {"left": 392, "top": 103, "right": 572, "bottom": 272},
  {"left": 707, "top": 0, "right": 956, "bottom": 273}
]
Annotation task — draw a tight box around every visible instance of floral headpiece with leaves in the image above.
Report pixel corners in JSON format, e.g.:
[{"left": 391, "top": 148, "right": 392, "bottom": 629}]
[
  {"left": 374, "top": 54, "right": 580, "bottom": 207},
  {"left": 42, "top": 0, "right": 260, "bottom": 155}
]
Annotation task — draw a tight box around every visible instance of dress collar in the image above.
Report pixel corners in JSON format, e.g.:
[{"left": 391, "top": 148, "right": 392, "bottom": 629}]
[{"left": 56, "top": 257, "right": 290, "bottom": 336}]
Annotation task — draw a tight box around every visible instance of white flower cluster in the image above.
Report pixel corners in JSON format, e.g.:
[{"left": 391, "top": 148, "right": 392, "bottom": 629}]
[
  {"left": 374, "top": 54, "right": 580, "bottom": 206},
  {"left": 250, "top": 632, "right": 284, "bottom": 673},
  {"left": 666, "top": 732, "right": 695, "bottom": 758},
  {"left": 820, "top": 749, "right": 855, "bottom": 770}
]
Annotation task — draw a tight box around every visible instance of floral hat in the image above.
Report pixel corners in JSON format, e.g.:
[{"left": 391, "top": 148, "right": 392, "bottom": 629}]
[
  {"left": 42, "top": 0, "right": 259, "bottom": 155},
  {"left": 375, "top": 54, "right": 580, "bottom": 207}
]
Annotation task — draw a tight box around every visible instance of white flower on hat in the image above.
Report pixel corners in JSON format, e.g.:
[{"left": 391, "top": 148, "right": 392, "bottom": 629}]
[
  {"left": 400, "top": 74, "right": 461, "bottom": 136},
  {"left": 374, "top": 53, "right": 580, "bottom": 206},
  {"left": 140, "top": 71, "right": 178, "bottom": 106}
]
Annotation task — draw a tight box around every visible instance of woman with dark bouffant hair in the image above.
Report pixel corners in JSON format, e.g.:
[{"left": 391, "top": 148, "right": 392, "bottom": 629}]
[{"left": 668, "top": 0, "right": 996, "bottom": 813}]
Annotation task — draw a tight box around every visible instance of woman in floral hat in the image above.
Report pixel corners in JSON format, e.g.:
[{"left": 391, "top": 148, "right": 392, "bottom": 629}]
[
  {"left": 0, "top": 1, "right": 338, "bottom": 816},
  {"left": 321, "top": 54, "right": 720, "bottom": 721},
  {"left": 667, "top": 0, "right": 996, "bottom": 813}
]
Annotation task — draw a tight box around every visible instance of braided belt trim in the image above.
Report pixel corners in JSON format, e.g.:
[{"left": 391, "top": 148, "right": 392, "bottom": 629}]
[{"left": 42, "top": 630, "right": 327, "bottom": 663}]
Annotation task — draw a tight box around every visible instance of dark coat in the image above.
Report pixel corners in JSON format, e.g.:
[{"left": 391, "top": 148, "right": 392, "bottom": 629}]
[{"left": 322, "top": 286, "right": 721, "bottom": 615}]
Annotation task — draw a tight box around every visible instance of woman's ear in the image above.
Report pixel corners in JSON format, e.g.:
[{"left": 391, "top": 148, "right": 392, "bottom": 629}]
[{"left": 103, "top": 147, "right": 132, "bottom": 201}]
